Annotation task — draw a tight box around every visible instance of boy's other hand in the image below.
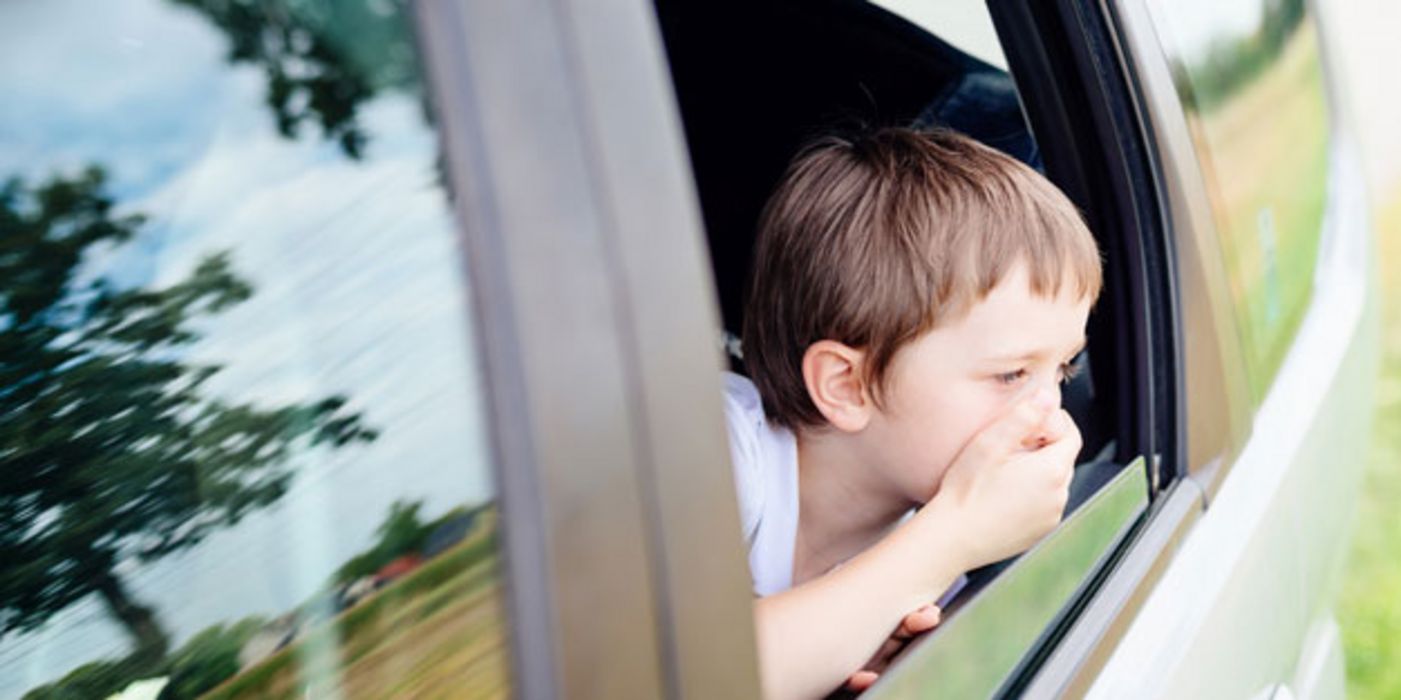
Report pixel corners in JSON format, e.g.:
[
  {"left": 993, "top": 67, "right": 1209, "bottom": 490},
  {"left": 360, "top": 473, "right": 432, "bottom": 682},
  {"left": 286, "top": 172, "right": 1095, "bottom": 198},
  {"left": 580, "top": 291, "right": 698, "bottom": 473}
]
[
  {"left": 843, "top": 604, "right": 942, "bottom": 692},
  {"left": 925, "top": 387, "right": 1080, "bottom": 572}
]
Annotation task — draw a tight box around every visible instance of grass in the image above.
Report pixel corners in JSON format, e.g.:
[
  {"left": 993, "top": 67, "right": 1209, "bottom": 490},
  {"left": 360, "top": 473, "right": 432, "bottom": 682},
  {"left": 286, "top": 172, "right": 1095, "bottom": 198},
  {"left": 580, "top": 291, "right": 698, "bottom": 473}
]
[
  {"left": 1338, "top": 188, "right": 1401, "bottom": 698},
  {"left": 198, "top": 524, "right": 509, "bottom": 700}
]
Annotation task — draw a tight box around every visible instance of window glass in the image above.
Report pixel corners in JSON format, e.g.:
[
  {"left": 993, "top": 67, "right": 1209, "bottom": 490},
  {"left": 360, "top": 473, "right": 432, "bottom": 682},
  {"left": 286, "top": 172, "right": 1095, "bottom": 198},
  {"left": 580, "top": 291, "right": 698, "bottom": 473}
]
[
  {"left": 0, "top": 2, "right": 509, "bottom": 698},
  {"left": 1148, "top": 0, "right": 1330, "bottom": 398}
]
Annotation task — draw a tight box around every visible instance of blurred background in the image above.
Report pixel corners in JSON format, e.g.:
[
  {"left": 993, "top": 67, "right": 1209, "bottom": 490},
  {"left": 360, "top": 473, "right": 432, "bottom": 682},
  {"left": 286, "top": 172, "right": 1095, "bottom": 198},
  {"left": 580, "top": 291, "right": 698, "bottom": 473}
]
[{"left": 1326, "top": 0, "right": 1401, "bottom": 697}]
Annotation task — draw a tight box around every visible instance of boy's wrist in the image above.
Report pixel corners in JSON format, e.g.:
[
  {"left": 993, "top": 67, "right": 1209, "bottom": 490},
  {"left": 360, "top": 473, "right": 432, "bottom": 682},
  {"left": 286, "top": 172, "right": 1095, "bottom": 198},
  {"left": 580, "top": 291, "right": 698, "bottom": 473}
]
[{"left": 893, "top": 497, "right": 974, "bottom": 597}]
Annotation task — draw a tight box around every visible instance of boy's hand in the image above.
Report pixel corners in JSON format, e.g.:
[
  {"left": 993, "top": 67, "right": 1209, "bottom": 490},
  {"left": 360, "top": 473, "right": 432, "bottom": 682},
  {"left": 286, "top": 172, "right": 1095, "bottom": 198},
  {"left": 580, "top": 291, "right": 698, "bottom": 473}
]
[
  {"left": 843, "top": 604, "right": 942, "bottom": 692},
  {"left": 925, "top": 387, "right": 1080, "bottom": 572}
]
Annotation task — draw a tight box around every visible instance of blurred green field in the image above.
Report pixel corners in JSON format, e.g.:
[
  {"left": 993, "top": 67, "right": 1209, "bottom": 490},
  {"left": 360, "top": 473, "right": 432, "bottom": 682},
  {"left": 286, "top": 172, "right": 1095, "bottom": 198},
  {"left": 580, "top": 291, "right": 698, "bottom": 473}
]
[{"left": 1338, "top": 189, "right": 1401, "bottom": 699}]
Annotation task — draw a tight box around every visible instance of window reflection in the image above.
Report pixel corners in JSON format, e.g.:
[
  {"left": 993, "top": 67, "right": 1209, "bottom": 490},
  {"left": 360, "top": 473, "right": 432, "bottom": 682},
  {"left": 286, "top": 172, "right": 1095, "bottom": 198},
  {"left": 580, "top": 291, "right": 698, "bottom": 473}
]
[
  {"left": 0, "top": 1, "right": 508, "bottom": 698},
  {"left": 1150, "top": 0, "right": 1329, "bottom": 397}
]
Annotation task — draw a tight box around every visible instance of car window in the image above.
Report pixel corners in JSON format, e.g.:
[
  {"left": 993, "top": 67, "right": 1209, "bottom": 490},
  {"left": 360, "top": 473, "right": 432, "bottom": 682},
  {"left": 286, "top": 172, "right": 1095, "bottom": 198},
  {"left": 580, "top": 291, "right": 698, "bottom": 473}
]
[
  {"left": 0, "top": 2, "right": 509, "bottom": 698},
  {"left": 651, "top": 0, "right": 1160, "bottom": 696},
  {"left": 1146, "top": 0, "right": 1329, "bottom": 400}
]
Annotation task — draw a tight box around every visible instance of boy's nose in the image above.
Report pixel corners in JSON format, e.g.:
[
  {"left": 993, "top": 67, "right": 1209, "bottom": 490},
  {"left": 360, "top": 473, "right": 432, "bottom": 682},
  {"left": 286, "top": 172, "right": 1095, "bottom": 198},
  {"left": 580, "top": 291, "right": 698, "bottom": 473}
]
[
  {"left": 1029, "top": 382, "right": 1060, "bottom": 410},
  {"left": 1037, "top": 376, "right": 1063, "bottom": 408}
]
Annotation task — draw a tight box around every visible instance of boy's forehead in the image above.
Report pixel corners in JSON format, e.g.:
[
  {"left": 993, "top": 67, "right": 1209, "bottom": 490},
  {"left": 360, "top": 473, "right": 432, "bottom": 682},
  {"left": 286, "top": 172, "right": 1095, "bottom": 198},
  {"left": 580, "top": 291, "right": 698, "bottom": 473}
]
[{"left": 944, "top": 279, "right": 1090, "bottom": 358}]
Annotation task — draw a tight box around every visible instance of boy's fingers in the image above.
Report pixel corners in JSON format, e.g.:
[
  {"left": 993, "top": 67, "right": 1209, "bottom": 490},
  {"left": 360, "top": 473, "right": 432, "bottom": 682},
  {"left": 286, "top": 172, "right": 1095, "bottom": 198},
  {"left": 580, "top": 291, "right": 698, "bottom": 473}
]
[
  {"left": 895, "top": 604, "right": 941, "bottom": 638},
  {"left": 846, "top": 670, "right": 880, "bottom": 691},
  {"left": 1038, "top": 420, "right": 1083, "bottom": 489}
]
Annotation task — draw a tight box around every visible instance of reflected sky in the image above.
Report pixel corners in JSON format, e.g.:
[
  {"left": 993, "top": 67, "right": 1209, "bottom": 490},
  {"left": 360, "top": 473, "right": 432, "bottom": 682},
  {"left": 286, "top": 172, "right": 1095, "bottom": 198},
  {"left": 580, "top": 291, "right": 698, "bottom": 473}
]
[{"left": 0, "top": 1, "right": 496, "bottom": 695}]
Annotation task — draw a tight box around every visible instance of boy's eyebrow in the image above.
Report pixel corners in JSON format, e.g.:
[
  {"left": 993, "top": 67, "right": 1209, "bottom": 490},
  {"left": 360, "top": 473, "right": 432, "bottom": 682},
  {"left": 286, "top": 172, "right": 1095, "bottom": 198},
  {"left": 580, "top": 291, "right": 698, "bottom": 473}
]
[{"left": 986, "top": 337, "right": 1087, "bottom": 364}]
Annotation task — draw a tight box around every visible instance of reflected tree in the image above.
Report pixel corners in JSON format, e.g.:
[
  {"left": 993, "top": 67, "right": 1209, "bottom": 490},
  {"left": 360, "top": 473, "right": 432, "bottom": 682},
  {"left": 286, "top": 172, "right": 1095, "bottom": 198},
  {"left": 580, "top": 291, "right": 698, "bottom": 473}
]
[
  {"left": 169, "top": 0, "right": 417, "bottom": 159},
  {"left": 333, "top": 499, "right": 430, "bottom": 586},
  {"left": 0, "top": 167, "right": 376, "bottom": 664},
  {"left": 1178, "top": 0, "right": 1308, "bottom": 112}
]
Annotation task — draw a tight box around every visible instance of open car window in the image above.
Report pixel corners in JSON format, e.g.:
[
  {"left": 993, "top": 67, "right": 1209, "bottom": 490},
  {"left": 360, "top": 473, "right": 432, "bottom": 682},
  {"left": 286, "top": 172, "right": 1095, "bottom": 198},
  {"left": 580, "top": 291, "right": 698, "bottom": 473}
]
[{"left": 650, "top": 0, "right": 1175, "bottom": 695}]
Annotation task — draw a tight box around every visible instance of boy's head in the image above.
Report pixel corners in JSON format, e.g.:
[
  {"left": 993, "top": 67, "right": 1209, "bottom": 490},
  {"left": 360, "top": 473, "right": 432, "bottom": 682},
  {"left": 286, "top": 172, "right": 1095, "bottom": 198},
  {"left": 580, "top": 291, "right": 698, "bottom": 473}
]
[{"left": 742, "top": 127, "right": 1101, "bottom": 499}]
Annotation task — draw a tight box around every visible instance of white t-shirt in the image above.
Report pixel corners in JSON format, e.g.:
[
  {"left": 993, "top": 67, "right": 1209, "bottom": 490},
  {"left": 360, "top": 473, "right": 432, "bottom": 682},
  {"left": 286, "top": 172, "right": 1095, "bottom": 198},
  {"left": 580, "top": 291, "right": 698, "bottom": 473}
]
[
  {"left": 723, "top": 372, "right": 800, "bottom": 596},
  {"left": 722, "top": 372, "right": 967, "bottom": 604}
]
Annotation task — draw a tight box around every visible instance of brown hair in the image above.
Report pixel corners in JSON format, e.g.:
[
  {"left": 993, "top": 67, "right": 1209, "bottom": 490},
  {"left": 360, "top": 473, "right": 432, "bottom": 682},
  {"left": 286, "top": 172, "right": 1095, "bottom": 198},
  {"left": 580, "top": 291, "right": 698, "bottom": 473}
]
[{"left": 742, "top": 126, "right": 1102, "bottom": 430}]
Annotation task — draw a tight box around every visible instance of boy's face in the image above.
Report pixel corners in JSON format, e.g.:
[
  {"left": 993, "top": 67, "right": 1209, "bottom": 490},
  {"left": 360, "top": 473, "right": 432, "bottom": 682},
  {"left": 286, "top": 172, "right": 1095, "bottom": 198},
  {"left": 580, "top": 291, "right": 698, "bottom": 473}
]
[{"left": 862, "top": 263, "right": 1092, "bottom": 504}]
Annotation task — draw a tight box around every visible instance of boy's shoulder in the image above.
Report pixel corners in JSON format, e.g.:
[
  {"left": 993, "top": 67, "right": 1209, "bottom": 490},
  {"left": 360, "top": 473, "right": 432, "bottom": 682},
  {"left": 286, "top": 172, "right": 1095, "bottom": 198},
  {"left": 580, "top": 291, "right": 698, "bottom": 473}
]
[
  {"left": 721, "top": 372, "right": 777, "bottom": 495},
  {"left": 721, "top": 372, "right": 800, "bottom": 594},
  {"left": 723, "top": 371, "right": 764, "bottom": 413}
]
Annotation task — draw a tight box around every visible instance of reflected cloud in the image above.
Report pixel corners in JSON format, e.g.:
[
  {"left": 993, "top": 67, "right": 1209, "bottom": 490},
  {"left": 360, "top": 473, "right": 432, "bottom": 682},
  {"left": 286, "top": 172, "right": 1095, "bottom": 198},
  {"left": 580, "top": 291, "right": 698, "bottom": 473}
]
[{"left": 0, "top": 0, "right": 234, "bottom": 198}]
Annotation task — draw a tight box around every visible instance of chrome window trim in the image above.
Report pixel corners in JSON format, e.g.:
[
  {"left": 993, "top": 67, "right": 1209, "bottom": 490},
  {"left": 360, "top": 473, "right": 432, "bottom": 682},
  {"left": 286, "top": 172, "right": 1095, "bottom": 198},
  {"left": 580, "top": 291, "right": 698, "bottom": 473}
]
[{"left": 865, "top": 458, "right": 1151, "bottom": 699}]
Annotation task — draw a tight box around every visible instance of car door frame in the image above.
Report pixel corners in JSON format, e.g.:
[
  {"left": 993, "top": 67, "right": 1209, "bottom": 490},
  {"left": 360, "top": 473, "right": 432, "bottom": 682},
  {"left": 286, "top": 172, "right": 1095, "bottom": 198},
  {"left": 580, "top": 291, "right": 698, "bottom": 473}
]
[{"left": 413, "top": 0, "right": 764, "bottom": 698}]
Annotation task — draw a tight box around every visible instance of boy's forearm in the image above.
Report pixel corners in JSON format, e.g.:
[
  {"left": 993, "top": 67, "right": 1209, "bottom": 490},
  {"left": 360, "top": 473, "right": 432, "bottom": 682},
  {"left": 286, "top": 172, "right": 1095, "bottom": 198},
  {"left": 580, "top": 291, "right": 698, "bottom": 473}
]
[{"left": 754, "top": 505, "right": 967, "bottom": 699}]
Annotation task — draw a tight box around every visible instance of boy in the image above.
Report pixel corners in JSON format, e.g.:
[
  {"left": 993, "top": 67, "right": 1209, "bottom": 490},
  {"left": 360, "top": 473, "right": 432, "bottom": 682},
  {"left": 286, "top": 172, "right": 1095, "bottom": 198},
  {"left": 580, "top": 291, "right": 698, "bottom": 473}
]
[{"left": 725, "top": 127, "right": 1100, "bottom": 699}]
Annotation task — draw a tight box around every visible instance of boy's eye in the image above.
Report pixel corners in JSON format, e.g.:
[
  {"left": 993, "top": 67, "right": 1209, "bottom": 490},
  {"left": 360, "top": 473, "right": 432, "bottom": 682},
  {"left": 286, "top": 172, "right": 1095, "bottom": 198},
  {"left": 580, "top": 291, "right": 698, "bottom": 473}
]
[
  {"left": 1058, "top": 360, "right": 1083, "bottom": 385},
  {"left": 996, "top": 369, "right": 1028, "bottom": 385}
]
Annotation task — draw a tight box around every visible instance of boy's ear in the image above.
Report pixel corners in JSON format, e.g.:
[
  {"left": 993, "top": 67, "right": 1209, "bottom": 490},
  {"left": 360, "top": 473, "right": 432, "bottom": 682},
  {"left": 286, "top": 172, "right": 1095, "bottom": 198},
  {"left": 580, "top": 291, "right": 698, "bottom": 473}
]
[{"left": 802, "top": 340, "right": 874, "bottom": 433}]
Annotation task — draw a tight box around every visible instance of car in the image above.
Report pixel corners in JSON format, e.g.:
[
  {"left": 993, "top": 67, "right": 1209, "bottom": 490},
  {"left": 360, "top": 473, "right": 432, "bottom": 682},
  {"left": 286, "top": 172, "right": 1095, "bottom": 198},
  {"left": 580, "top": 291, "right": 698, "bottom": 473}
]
[{"left": 0, "top": 0, "right": 1375, "bottom": 698}]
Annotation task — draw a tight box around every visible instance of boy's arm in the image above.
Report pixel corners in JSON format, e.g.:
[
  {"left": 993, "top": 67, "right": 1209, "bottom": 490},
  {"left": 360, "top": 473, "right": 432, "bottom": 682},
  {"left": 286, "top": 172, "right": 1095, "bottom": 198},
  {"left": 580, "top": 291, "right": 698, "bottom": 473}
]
[
  {"left": 753, "top": 500, "right": 969, "bottom": 700},
  {"left": 754, "top": 393, "right": 1080, "bottom": 700}
]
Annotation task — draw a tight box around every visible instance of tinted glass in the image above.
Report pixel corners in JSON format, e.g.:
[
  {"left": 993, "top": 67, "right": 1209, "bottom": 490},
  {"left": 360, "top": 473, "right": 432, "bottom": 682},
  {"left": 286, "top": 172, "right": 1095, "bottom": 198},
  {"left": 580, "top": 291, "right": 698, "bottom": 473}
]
[
  {"left": 0, "top": 2, "right": 509, "bottom": 698},
  {"left": 1149, "top": 0, "right": 1330, "bottom": 398}
]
